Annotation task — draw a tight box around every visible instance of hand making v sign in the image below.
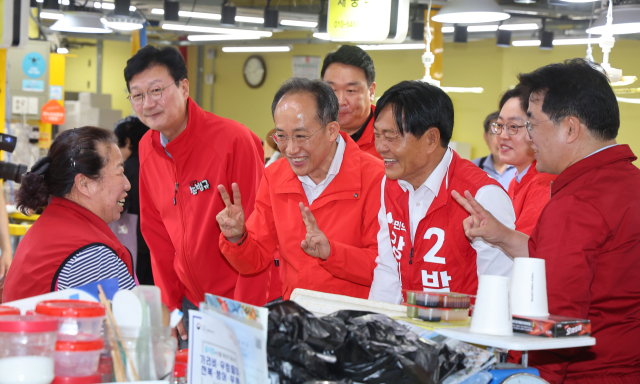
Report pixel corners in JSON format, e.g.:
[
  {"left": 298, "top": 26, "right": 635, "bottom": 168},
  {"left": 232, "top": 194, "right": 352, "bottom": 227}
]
[
  {"left": 299, "top": 203, "right": 331, "bottom": 260},
  {"left": 216, "top": 183, "right": 246, "bottom": 243}
]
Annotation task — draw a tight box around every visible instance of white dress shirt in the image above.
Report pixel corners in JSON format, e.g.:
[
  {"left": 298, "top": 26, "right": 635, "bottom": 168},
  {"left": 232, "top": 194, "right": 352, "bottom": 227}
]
[
  {"left": 298, "top": 135, "right": 346, "bottom": 205},
  {"left": 369, "top": 148, "right": 516, "bottom": 304}
]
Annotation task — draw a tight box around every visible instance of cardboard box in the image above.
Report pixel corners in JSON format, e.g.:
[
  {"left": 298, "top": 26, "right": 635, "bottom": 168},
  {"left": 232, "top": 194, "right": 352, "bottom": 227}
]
[{"left": 512, "top": 315, "right": 591, "bottom": 338}]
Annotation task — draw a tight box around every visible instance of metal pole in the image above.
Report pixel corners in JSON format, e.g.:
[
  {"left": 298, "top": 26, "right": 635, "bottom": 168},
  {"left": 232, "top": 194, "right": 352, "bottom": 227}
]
[{"left": 96, "top": 40, "right": 103, "bottom": 94}]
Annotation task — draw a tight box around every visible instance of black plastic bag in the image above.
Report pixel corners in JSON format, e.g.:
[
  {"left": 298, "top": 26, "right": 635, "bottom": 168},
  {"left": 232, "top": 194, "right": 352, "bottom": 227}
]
[{"left": 266, "top": 301, "right": 465, "bottom": 384}]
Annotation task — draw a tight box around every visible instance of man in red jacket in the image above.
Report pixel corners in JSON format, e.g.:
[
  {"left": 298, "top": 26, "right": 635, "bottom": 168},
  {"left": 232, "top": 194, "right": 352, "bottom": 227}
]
[
  {"left": 124, "top": 46, "right": 273, "bottom": 348},
  {"left": 368, "top": 81, "right": 516, "bottom": 304},
  {"left": 321, "top": 45, "right": 381, "bottom": 159},
  {"left": 217, "top": 78, "right": 384, "bottom": 300},
  {"left": 453, "top": 59, "right": 640, "bottom": 383}
]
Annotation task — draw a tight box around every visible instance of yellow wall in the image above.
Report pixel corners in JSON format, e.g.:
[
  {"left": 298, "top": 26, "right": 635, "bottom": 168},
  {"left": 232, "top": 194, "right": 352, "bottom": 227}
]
[
  {"left": 191, "top": 37, "right": 640, "bottom": 160},
  {"left": 65, "top": 39, "right": 98, "bottom": 94}
]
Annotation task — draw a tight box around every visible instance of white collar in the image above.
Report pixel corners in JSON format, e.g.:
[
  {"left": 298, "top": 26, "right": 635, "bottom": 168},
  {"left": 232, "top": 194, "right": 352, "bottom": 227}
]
[
  {"left": 398, "top": 147, "right": 453, "bottom": 195},
  {"left": 584, "top": 144, "right": 619, "bottom": 159},
  {"left": 297, "top": 135, "right": 346, "bottom": 188}
]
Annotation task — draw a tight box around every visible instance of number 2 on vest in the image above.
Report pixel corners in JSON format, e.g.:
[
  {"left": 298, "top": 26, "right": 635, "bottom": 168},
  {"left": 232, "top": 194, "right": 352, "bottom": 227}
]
[{"left": 423, "top": 228, "right": 445, "bottom": 264}]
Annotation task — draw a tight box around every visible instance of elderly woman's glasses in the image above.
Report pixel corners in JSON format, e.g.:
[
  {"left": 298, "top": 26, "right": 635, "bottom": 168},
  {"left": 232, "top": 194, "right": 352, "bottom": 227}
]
[
  {"left": 491, "top": 122, "right": 526, "bottom": 135},
  {"left": 127, "top": 83, "right": 176, "bottom": 105},
  {"left": 272, "top": 125, "right": 327, "bottom": 147}
]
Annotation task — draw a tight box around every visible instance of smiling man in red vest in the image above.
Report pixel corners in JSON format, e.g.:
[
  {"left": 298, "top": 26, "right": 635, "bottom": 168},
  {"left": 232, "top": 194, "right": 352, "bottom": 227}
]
[{"left": 368, "top": 81, "right": 516, "bottom": 304}]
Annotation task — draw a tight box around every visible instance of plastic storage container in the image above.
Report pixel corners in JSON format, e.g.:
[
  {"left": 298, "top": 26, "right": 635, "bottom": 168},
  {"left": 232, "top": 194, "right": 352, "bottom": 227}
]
[
  {"left": 35, "top": 300, "right": 106, "bottom": 337},
  {"left": 404, "top": 304, "right": 470, "bottom": 322},
  {"left": 55, "top": 334, "right": 104, "bottom": 377},
  {"left": 52, "top": 374, "right": 102, "bottom": 384},
  {"left": 404, "top": 290, "right": 472, "bottom": 309},
  {"left": 0, "top": 315, "right": 58, "bottom": 384},
  {"left": 0, "top": 306, "right": 20, "bottom": 316}
]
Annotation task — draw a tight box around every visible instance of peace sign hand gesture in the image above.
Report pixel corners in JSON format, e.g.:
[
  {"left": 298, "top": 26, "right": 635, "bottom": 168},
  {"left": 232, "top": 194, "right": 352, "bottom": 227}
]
[
  {"left": 451, "top": 189, "right": 504, "bottom": 245},
  {"left": 216, "top": 183, "right": 246, "bottom": 243},
  {"left": 299, "top": 203, "right": 331, "bottom": 260}
]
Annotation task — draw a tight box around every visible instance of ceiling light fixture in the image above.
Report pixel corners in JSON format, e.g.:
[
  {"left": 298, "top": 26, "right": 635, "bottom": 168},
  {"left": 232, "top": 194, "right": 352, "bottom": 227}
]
[
  {"left": 453, "top": 25, "right": 468, "bottom": 43},
  {"left": 431, "top": 0, "right": 510, "bottom": 24},
  {"left": 441, "top": 87, "right": 484, "bottom": 93},
  {"left": 616, "top": 97, "right": 640, "bottom": 104},
  {"left": 611, "top": 76, "right": 637, "bottom": 86},
  {"left": 357, "top": 43, "right": 426, "bottom": 50},
  {"left": 496, "top": 29, "right": 511, "bottom": 47},
  {"left": 559, "top": 0, "right": 599, "bottom": 3},
  {"left": 101, "top": 12, "right": 144, "bottom": 30},
  {"left": 114, "top": 0, "right": 129, "bottom": 16},
  {"left": 161, "top": 22, "right": 273, "bottom": 37},
  {"left": 236, "top": 16, "right": 264, "bottom": 23},
  {"left": 40, "top": 12, "right": 64, "bottom": 19},
  {"left": 280, "top": 19, "right": 317, "bottom": 28},
  {"left": 512, "top": 40, "right": 541, "bottom": 46},
  {"left": 312, "top": 32, "right": 331, "bottom": 40},
  {"left": 221, "top": 46, "right": 290, "bottom": 52},
  {"left": 442, "top": 23, "right": 538, "bottom": 33},
  {"left": 553, "top": 38, "right": 601, "bottom": 45},
  {"left": 100, "top": 2, "right": 115, "bottom": 9},
  {"left": 50, "top": 12, "right": 113, "bottom": 33},
  {"left": 187, "top": 34, "right": 261, "bottom": 41},
  {"left": 500, "top": 23, "right": 538, "bottom": 31},
  {"left": 586, "top": 5, "right": 640, "bottom": 35},
  {"left": 56, "top": 47, "right": 69, "bottom": 54}
]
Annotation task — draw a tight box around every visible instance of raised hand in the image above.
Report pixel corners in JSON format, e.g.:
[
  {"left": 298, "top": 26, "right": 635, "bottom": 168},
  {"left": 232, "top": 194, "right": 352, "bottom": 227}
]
[
  {"left": 451, "top": 189, "right": 506, "bottom": 245},
  {"left": 216, "top": 183, "right": 246, "bottom": 243},
  {"left": 299, "top": 202, "right": 331, "bottom": 260}
]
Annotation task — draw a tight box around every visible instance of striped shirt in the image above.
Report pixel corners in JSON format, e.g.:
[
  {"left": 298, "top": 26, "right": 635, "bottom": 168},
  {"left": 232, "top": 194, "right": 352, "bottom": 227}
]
[{"left": 56, "top": 244, "right": 136, "bottom": 291}]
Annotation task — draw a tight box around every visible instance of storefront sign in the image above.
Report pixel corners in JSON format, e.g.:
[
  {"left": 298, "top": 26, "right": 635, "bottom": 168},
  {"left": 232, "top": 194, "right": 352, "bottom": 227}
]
[
  {"left": 41, "top": 100, "right": 65, "bottom": 125},
  {"left": 328, "top": 0, "right": 409, "bottom": 42}
]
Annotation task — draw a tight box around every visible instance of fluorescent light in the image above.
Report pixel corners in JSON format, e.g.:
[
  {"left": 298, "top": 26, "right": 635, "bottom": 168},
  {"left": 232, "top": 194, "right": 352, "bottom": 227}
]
[
  {"left": 161, "top": 23, "right": 272, "bottom": 37},
  {"left": 129, "top": 6, "right": 136, "bottom": 11},
  {"left": 617, "top": 97, "right": 640, "bottom": 104},
  {"left": 357, "top": 43, "right": 426, "bottom": 51},
  {"left": 235, "top": 16, "right": 264, "bottom": 23},
  {"left": 467, "top": 25, "right": 498, "bottom": 32},
  {"left": 56, "top": 47, "right": 69, "bottom": 54},
  {"left": 500, "top": 23, "right": 538, "bottom": 31},
  {"left": 93, "top": 1, "right": 101, "bottom": 7},
  {"left": 222, "top": 46, "right": 290, "bottom": 52},
  {"left": 442, "top": 26, "right": 454, "bottom": 33},
  {"left": 151, "top": 8, "right": 164, "bottom": 14},
  {"left": 101, "top": 18, "right": 144, "bottom": 30},
  {"left": 187, "top": 34, "right": 261, "bottom": 41},
  {"left": 441, "top": 87, "right": 484, "bottom": 93},
  {"left": 559, "top": 0, "right": 599, "bottom": 2},
  {"left": 512, "top": 40, "right": 540, "bottom": 46},
  {"left": 40, "top": 12, "right": 64, "bottom": 19},
  {"left": 313, "top": 32, "right": 331, "bottom": 40},
  {"left": 101, "top": 2, "right": 114, "bottom": 9},
  {"left": 280, "top": 19, "right": 318, "bottom": 28},
  {"left": 552, "top": 38, "right": 601, "bottom": 46}
]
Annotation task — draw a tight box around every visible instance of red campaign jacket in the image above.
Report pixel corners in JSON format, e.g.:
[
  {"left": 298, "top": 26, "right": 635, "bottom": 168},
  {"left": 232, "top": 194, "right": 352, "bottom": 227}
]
[
  {"left": 383, "top": 151, "right": 502, "bottom": 295},
  {"left": 355, "top": 105, "right": 382, "bottom": 160},
  {"left": 219, "top": 132, "right": 384, "bottom": 300},
  {"left": 528, "top": 145, "right": 640, "bottom": 383},
  {"left": 508, "top": 161, "right": 557, "bottom": 236},
  {"left": 3, "top": 197, "right": 134, "bottom": 302},
  {"left": 139, "top": 98, "right": 275, "bottom": 309}
]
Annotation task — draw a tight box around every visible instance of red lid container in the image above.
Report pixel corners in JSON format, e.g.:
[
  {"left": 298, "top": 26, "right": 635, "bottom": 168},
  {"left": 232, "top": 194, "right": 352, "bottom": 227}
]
[
  {"left": 0, "top": 315, "right": 58, "bottom": 333},
  {"left": 174, "top": 362, "right": 187, "bottom": 378},
  {"left": 52, "top": 374, "right": 102, "bottom": 384},
  {"left": 36, "top": 300, "right": 105, "bottom": 318},
  {"left": 56, "top": 334, "right": 104, "bottom": 352},
  {"left": 176, "top": 349, "right": 188, "bottom": 364},
  {"left": 0, "top": 306, "right": 20, "bottom": 316}
]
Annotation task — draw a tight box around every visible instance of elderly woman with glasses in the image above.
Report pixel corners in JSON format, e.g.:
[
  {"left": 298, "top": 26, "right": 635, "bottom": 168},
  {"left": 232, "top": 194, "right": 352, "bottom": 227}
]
[
  {"left": 492, "top": 85, "right": 557, "bottom": 236},
  {"left": 2, "top": 127, "right": 136, "bottom": 303}
]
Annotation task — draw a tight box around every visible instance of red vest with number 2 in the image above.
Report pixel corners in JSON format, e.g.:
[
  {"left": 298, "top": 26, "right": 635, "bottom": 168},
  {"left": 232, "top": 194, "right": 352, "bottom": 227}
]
[{"left": 383, "top": 151, "right": 503, "bottom": 295}]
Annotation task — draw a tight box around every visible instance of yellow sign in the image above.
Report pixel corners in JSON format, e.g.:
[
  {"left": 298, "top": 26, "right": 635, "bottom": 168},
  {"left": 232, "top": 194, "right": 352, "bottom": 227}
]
[{"left": 328, "top": 0, "right": 394, "bottom": 41}]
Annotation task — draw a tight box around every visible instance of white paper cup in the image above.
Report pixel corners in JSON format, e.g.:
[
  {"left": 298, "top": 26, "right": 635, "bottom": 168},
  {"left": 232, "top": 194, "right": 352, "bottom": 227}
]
[
  {"left": 510, "top": 258, "right": 549, "bottom": 317},
  {"left": 470, "top": 275, "right": 513, "bottom": 336}
]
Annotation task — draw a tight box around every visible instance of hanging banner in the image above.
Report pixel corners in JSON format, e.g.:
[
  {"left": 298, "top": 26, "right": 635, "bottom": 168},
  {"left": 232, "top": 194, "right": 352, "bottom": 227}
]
[{"left": 41, "top": 99, "right": 65, "bottom": 125}]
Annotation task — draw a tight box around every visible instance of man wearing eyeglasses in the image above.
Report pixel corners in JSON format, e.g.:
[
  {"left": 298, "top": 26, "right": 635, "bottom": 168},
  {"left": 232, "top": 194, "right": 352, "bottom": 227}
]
[
  {"left": 453, "top": 59, "right": 640, "bottom": 383},
  {"left": 368, "top": 81, "right": 516, "bottom": 305},
  {"left": 216, "top": 78, "right": 384, "bottom": 300},
  {"left": 124, "top": 46, "right": 274, "bottom": 348}
]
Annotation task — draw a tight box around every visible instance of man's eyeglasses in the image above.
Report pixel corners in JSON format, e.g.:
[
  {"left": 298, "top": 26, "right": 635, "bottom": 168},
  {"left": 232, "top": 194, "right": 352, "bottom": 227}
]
[
  {"left": 127, "top": 83, "right": 176, "bottom": 105},
  {"left": 491, "top": 122, "right": 526, "bottom": 135},
  {"left": 272, "top": 125, "right": 327, "bottom": 147},
  {"left": 524, "top": 119, "right": 551, "bottom": 134}
]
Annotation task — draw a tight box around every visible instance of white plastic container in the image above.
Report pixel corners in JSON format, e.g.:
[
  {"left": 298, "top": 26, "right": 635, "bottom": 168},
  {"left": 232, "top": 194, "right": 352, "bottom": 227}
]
[
  {"left": 0, "top": 315, "right": 58, "bottom": 384},
  {"left": 35, "top": 300, "right": 105, "bottom": 337},
  {"left": 55, "top": 335, "right": 104, "bottom": 377},
  {"left": 470, "top": 275, "right": 513, "bottom": 336}
]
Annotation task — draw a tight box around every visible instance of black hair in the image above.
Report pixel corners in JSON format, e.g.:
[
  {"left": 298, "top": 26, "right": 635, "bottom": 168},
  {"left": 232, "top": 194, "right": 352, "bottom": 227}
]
[
  {"left": 15, "top": 127, "right": 117, "bottom": 214},
  {"left": 499, "top": 84, "right": 530, "bottom": 114},
  {"left": 321, "top": 45, "right": 376, "bottom": 86},
  {"left": 517, "top": 58, "right": 619, "bottom": 141},
  {"left": 483, "top": 111, "right": 499, "bottom": 134},
  {"left": 124, "top": 45, "right": 188, "bottom": 92},
  {"left": 114, "top": 116, "right": 150, "bottom": 154},
  {"left": 271, "top": 78, "right": 339, "bottom": 125},
  {"left": 375, "top": 80, "right": 454, "bottom": 146}
]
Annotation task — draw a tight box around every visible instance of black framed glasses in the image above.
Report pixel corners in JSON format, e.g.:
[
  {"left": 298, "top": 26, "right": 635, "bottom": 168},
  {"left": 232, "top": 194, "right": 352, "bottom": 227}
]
[{"left": 491, "top": 122, "right": 526, "bottom": 135}]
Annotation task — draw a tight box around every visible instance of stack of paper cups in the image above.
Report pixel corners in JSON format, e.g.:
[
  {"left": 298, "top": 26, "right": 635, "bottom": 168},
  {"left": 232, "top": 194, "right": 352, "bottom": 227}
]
[
  {"left": 510, "top": 258, "right": 549, "bottom": 317},
  {"left": 470, "top": 275, "right": 513, "bottom": 336}
]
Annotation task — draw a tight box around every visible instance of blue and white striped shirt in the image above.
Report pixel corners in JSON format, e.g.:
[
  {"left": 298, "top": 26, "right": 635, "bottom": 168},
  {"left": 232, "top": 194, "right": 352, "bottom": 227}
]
[{"left": 56, "top": 245, "right": 136, "bottom": 291}]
